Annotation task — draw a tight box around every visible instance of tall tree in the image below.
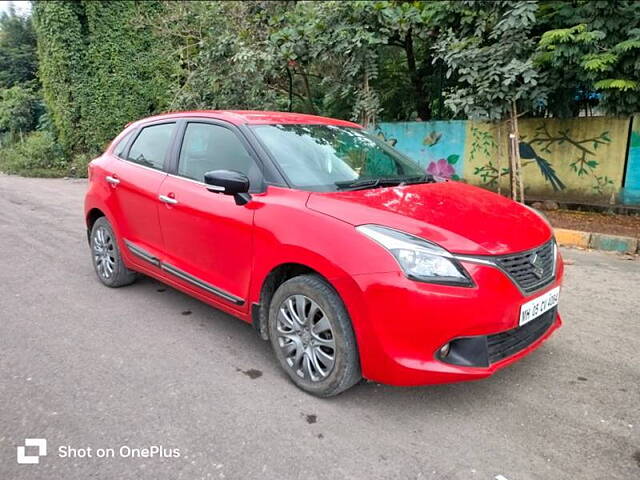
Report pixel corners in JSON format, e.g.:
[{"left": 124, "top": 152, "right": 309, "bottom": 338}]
[
  {"left": 33, "top": 0, "right": 86, "bottom": 154},
  {"left": 535, "top": 0, "right": 640, "bottom": 116},
  {"left": 34, "top": 1, "right": 175, "bottom": 154},
  {"left": 0, "top": 5, "right": 38, "bottom": 89},
  {"left": 435, "top": 1, "right": 547, "bottom": 201}
]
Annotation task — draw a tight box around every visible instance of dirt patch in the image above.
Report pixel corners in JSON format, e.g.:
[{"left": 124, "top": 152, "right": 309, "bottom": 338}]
[
  {"left": 240, "top": 368, "right": 263, "bottom": 379},
  {"left": 545, "top": 209, "right": 640, "bottom": 238}
]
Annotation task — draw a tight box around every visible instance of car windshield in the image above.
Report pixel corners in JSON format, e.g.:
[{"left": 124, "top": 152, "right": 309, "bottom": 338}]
[{"left": 251, "top": 124, "right": 426, "bottom": 191}]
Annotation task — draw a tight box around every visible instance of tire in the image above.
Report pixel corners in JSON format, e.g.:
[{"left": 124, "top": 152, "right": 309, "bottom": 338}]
[
  {"left": 268, "top": 274, "right": 361, "bottom": 397},
  {"left": 90, "top": 216, "right": 137, "bottom": 288}
]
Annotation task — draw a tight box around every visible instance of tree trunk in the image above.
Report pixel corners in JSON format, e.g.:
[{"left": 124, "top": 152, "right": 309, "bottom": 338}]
[
  {"left": 298, "top": 67, "right": 316, "bottom": 114},
  {"left": 361, "top": 70, "right": 374, "bottom": 128},
  {"left": 496, "top": 121, "right": 503, "bottom": 196},
  {"left": 509, "top": 127, "right": 517, "bottom": 201},
  {"left": 286, "top": 66, "right": 293, "bottom": 112},
  {"left": 508, "top": 101, "right": 525, "bottom": 203},
  {"left": 404, "top": 29, "right": 431, "bottom": 121}
]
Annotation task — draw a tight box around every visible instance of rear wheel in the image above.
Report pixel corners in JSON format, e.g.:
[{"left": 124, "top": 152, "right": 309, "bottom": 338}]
[
  {"left": 268, "top": 274, "right": 361, "bottom": 397},
  {"left": 90, "top": 217, "right": 137, "bottom": 287}
]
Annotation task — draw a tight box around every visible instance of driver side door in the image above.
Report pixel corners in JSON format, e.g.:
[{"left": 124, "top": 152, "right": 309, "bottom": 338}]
[{"left": 157, "top": 121, "right": 263, "bottom": 311}]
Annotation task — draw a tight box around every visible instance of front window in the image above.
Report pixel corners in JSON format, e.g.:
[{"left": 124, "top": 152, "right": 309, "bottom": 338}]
[
  {"left": 177, "top": 122, "right": 259, "bottom": 185},
  {"left": 251, "top": 124, "right": 425, "bottom": 191}
]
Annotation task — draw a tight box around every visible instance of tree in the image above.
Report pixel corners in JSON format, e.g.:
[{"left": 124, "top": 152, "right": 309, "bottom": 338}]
[
  {"left": 33, "top": 0, "right": 86, "bottom": 155},
  {"left": 143, "top": 1, "right": 287, "bottom": 113},
  {"left": 0, "top": 85, "right": 41, "bottom": 141},
  {"left": 435, "top": 1, "right": 547, "bottom": 201},
  {"left": 34, "top": 1, "right": 175, "bottom": 154},
  {"left": 80, "top": 1, "right": 175, "bottom": 152},
  {"left": 535, "top": 0, "right": 640, "bottom": 116},
  {"left": 0, "top": 5, "right": 38, "bottom": 89}
]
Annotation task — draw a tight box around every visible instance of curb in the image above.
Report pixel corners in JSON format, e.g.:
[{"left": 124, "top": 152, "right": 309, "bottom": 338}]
[{"left": 554, "top": 228, "right": 639, "bottom": 254}]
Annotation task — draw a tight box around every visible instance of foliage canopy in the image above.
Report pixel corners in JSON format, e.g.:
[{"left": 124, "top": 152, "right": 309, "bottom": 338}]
[{"left": 0, "top": 0, "right": 637, "bottom": 175}]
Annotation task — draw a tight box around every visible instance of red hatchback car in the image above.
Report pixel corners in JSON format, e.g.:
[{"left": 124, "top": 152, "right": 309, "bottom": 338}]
[{"left": 84, "top": 110, "right": 563, "bottom": 396}]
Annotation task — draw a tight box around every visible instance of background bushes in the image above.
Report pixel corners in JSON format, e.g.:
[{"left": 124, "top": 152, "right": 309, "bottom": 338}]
[
  {"left": 0, "top": 1, "right": 639, "bottom": 178},
  {"left": 0, "top": 131, "right": 66, "bottom": 176}
]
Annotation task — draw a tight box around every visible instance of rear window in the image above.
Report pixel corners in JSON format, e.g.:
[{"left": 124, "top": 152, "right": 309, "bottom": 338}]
[
  {"left": 127, "top": 123, "right": 175, "bottom": 170},
  {"left": 113, "top": 131, "right": 133, "bottom": 158}
]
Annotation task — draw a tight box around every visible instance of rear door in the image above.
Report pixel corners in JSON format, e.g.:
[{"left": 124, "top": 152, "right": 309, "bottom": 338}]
[
  {"left": 157, "top": 120, "right": 263, "bottom": 309},
  {"left": 103, "top": 122, "right": 177, "bottom": 264}
]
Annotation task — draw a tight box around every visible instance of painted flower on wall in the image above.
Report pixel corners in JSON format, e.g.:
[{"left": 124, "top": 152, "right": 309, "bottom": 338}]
[{"left": 426, "top": 155, "right": 460, "bottom": 180}]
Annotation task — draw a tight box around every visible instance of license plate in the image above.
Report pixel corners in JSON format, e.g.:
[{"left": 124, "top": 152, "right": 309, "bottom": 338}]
[{"left": 519, "top": 286, "right": 560, "bottom": 326}]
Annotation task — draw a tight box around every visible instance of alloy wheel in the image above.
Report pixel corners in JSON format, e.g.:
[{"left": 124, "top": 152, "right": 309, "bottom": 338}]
[
  {"left": 276, "top": 294, "right": 336, "bottom": 382},
  {"left": 93, "top": 226, "right": 116, "bottom": 280}
]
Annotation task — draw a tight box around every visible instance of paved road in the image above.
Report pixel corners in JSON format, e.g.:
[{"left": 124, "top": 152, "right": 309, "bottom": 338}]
[{"left": 0, "top": 175, "right": 638, "bottom": 480}]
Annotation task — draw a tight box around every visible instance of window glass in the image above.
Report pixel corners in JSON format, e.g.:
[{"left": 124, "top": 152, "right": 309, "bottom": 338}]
[
  {"left": 178, "top": 123, "right": 258, "bottom": 184},
  {"left": 251, "top": 124, "right": 424, "bottom": 191},
  {"left": 127, "top": 123, "right": 175, "bottom": 170},
  {"left": 113, "top": 131, "right": 133, "bottom": 158}
]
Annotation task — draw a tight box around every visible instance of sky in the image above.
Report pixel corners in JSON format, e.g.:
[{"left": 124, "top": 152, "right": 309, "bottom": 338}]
[{"left": 0, "top": 1, "right": 32, "bottom": 17}]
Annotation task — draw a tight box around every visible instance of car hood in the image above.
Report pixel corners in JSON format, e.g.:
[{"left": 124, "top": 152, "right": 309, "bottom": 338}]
[{"left": 306, "top": 182, "right": 552, "bottom": 255}]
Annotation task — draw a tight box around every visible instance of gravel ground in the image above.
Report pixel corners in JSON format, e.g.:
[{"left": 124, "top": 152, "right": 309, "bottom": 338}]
[{"left": 0, "top": 175, "right": 639, "bottom": 480}]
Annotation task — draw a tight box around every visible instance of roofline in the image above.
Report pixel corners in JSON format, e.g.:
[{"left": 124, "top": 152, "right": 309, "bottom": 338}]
[{"left": 124, "top": 110, "right": 362, "bottom": 129}]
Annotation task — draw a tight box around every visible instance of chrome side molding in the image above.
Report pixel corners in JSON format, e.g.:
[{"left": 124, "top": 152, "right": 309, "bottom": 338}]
[{"left": 124, "top": 239, "right": 244, "bottom": 306}]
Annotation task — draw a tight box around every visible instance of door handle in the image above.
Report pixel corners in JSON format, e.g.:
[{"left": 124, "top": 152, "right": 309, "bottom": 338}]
[
  {"left": 159, "top": 194, "right": 178, "bottom": 205},
  {"left": 105, "top": 175, "right": 120, "bottom": 185}
]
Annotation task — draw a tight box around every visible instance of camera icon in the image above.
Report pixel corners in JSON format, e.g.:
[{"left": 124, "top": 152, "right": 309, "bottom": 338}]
[{"left": 17, "top": 438, "right": 47, "bottom": 464}]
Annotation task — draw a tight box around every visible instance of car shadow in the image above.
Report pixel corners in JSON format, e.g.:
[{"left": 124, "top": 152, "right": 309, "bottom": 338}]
[{"left": 132, "top": 273, "right": 553, "bottom": 409}]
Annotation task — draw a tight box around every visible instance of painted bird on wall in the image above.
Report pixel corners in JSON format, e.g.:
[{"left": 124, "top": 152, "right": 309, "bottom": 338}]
[{"left": 519, "top": 142, "right": 566, "bottom": 191}]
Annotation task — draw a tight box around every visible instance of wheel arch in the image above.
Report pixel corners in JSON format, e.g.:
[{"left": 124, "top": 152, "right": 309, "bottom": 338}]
[
  {"left": 252, "top": 262, "right": 342, "bottom": 341},
  {"left": 86, "top": 207, "right": 106, "bottom": 243}
]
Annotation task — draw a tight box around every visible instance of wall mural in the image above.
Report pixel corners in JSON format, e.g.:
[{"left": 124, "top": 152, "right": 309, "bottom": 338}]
[
  {"left": 463, "top": 117, "right": 630, "bottom": 202},
  {"left": 374, "top": 121, "right": 467, "bottom": 181},
  {"left": 375, "top": 117, "right": 634, "bottom": 204}
]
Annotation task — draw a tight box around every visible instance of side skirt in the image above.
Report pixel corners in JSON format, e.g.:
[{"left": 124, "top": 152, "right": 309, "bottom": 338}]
[{"left": 124, "top": 239, "right": 244, "bottom": 306}]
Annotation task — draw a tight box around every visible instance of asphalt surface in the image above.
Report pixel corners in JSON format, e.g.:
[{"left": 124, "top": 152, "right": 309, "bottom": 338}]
[{"left": 0, "top": 174, "right": 639, "bottom": 480}]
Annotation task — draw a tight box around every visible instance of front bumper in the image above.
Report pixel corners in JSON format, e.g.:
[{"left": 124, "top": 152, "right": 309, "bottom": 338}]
[{"left": 334, "top": 256, "right": 564, "bottom": 386}]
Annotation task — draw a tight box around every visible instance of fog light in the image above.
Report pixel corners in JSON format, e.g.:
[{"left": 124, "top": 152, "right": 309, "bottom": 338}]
[{"left": 439, "top": 343, "right": 450, "bottom": 358}]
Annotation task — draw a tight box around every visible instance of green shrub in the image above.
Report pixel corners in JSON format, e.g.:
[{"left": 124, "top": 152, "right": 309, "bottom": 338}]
[
  {"left": 67, "top": 152, "right": 93, "bottom": 178},
  {"left": 0, "top": 85, "right": 42, "bottom": 140},
  {"left": 0, "top": 131, "right": 67, "bottom": 176}
]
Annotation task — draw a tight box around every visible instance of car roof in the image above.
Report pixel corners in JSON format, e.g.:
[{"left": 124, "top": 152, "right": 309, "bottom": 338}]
[{"left": 128, "top": 110, "right": 362, "bottom": 129}]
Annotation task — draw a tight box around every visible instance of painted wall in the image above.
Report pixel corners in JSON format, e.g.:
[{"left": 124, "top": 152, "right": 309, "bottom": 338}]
[
  {"left": 374, "top": 121, "right": 466, "bottom": 180},
  {"left": 375, "top": 117, "right": 634, "bottom": 204},
  {"left": 464, "top": 117, "right": 630, "bottom": 203},
  {"left": 622, "top": 115, "right": 640, "bottom": 205}
]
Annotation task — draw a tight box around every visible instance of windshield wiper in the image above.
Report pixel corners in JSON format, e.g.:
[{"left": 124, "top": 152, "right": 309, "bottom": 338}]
[
  {"left": 335, "top": 178, "right": 402, "bottom": 191},
  {"left": 335, "top": 174, "right": 435, "bottom": 191},
  {"left": 400, "top": 174, "right": 436, "bottom": 185}
]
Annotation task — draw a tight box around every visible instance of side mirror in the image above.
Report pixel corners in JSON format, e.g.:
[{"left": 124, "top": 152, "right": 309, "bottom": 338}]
[{"left": 204, "top": 170, "right": 252, "bottom": 206}]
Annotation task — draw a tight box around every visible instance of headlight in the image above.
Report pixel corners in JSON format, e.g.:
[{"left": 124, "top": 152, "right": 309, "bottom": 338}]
[{"left": 356, "top": 225, "right": 473, "bottom": 286}]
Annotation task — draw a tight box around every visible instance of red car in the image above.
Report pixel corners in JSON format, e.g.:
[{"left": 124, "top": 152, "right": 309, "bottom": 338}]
[{"left": 84, "top": 111, "right": 563, "bottom": 396}]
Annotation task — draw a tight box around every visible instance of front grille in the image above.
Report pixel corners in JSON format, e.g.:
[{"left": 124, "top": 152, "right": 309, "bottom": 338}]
[
  {"left": 494, "top": 240, "right": 556, "bottom": 294},
  {"left": 487, "top": 307, "right": 556, "bottom": 364}
]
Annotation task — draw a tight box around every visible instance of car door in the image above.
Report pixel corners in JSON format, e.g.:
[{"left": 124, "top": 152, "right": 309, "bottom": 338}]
[
  {"left": 103, "top": 121, "right": 176, "bottom": 264},
  {"left": 157, "top": 121, "right": 262, "bottom": 310}
]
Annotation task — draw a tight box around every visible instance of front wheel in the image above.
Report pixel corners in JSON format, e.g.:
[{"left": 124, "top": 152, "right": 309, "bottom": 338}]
[
  {"left": 268, "top": 274, "right": 361, "bottom": 397},
  {"left": 90, "top": 216, "right": 137, "bottom": 287}
]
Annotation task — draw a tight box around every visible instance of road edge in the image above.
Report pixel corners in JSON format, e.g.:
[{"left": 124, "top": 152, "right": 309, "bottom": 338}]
[{"left": 555, "top": 228, "right": 639, "bottom": 254}]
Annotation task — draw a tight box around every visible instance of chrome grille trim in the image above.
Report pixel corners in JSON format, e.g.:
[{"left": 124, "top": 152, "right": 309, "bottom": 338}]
[{"left": 454, "top": 239, "right": 557, "bottom": 296}]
